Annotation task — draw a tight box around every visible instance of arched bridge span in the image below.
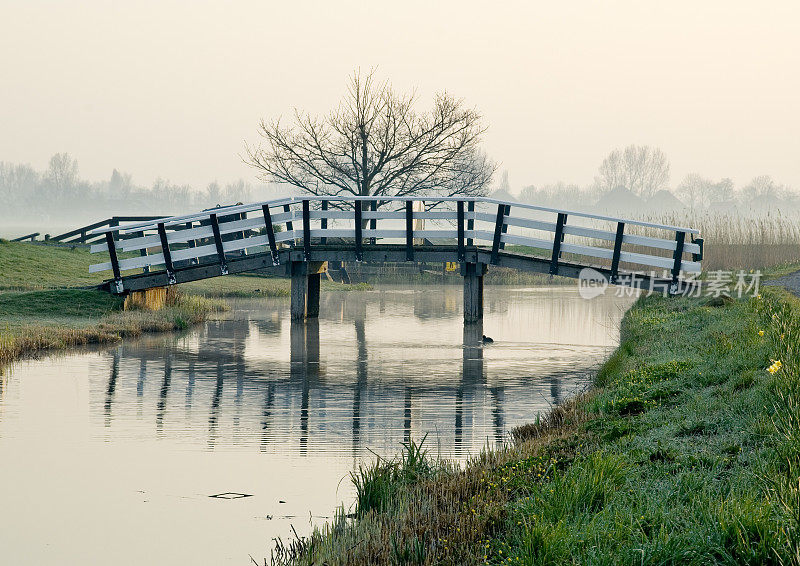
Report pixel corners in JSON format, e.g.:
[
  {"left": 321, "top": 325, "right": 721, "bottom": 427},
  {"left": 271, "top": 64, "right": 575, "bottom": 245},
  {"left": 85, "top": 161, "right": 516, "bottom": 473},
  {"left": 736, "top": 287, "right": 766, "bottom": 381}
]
[{"left": 88, "top": 196, "right": 702, "bottom": 322}]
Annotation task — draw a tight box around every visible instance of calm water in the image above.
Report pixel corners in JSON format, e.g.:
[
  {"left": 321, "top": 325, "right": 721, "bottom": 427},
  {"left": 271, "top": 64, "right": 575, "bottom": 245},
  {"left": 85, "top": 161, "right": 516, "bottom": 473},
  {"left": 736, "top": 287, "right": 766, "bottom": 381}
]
[{"left": 0, "top": 285, "right": 634, "bottom": 565}]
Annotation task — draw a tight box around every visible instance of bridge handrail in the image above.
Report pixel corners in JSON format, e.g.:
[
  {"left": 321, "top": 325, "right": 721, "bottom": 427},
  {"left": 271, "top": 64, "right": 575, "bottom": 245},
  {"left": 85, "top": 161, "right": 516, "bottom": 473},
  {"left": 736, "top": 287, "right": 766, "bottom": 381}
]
[
  {"left": 87, "top": 196, "right": 699, "bottom": 236},
  {"left": 87, "top": 196, "right": 703, "bottom": 293}
]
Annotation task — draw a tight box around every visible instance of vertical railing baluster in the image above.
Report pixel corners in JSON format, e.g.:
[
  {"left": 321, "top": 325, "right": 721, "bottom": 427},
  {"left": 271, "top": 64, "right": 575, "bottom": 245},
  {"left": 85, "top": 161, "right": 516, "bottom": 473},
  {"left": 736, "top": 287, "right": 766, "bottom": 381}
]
[
  {"left": 302, "top": 199, "right": 311, "bottom": 261},
  {"left": 105, "top": 231, "right": 123, "bottom": 294},
  {"left": 354, "top": 201, "right": 363, "bottom": 261},
  {"left": 671, "top": 231, "right": 686, "bottom": 290},
  {"left": 499, "top": 205, "right": 511, "bottom": 250},
  {"left": 405, "top": 200, "right": 414, "bottom": 261},
  {"left": 157, "top": 222, "right": 177, "bottom": 284},
  {"left": 610, "top": 222, "right": 625, "bottom": 284},
  {"left": 549, "top": 213, "right": 567, "bottom": 275},
  {"left": 261, "top": 204, "right": 279, "bottom": 266},
  {"left": 209, "top": 214, "right": 229, "bottom": 275},
  {"left": 321, "top": 200, "right": 328, "bottom": 245},
  {"left": 457, "top": 200, "right": 465, "bottom": 262},
  {"left": 490, "top": 203, "right": 507, "bottom": 265},
  {"left": 466, "top": 200, "right": 475, "bottom": 247}
]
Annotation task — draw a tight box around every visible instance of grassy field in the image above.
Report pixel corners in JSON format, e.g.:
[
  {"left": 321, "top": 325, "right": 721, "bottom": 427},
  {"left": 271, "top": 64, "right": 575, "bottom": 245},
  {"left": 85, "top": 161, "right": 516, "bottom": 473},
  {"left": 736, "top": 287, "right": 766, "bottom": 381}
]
[{"left": 275, "top": 289, "right": 800, "bottom": 565}]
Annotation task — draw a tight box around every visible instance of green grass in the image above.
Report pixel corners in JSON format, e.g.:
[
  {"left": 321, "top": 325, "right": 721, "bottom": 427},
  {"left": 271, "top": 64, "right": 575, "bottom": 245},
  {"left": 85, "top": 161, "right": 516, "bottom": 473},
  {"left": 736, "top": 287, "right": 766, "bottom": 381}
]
[
  {"left": 0, "top": 240, "right": 110, "bottom": 290},
  {"left": 762, "top": 261, "right": 800, "bottom": 281},
  {"left": 0, "top": 289, "right": 123, "bottom": 320},
  {"left": 0, "top": 289, "right": 227, "bottom": 365},
  {"left": 273, "top": 289, "right": 800, "bottom": 565}
]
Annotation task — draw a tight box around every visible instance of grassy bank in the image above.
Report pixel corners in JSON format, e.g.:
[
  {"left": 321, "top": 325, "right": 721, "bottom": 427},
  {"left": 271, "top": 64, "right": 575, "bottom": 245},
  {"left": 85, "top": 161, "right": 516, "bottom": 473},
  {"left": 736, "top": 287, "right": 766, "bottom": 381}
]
[
  {"left": 0, "top": 288, "right": 227, "bottom": 365},
  {"left": 0, "top": 241, "right": 374, "bottom": 364},
  {"left": 277, "top": 289, "right": 800, "bottom": 565},
  {"left": 180, "top": 276, "right": 371, "bottom": 298},
  {"left": 0, "top": 241, "right": 234, "bottom": 364}
]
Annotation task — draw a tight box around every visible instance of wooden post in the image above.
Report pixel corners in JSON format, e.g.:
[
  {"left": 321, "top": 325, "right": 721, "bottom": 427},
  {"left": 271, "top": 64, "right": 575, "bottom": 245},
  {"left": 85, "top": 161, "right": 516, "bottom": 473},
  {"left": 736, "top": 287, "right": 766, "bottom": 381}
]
[
  {"left": 405, "top": 200, "right": 414, "bottom": 261},
  {"left": 499, "top": 205, "right": 510, "bottom": 250},
  {"left": 302, "top": 199, "right": 311, "bottom": 260},
  {"left": 610, "top": 222, "right": 625, "bottom": 284},
  {"left": 466, "top": 200, "right": 475, "bottom": 247},
  {"left": 321, "top": 200, "right": 328, "bottom": 245},
  {"left": 307, "top": 272, "right": 321, "bottom": 318},
  {"left": 261, "top": 204, "right": 279, "bottom": 265},
  {"left": 463, "top": 262, "right": 485, "bottom": 323},
  {"left": 490, "top": 204, "right": 507, "bottom": 265},
  {"left": 157, "top": 222, "right": 176, "bottom": 285},
  {"left": 354, "top": 202, "right": 363, "bottom": 261},
  {"left": 290, "top": 261, "right": 327, "bottom": 320},
  {"left": 290, "top": 261, "right": 308, "bottom": 321},
  {"left": 457, "top": 200, "right": 465, "bottom": 262},
  {"left": 105, "top": 231, "right": 123, "bottom": 294},
  {"left": 369, "top": 199, "right": 377, "bottom": 244},
  {"left": 209, "top": 213, "right": 228, "bottom": 275},
  {"left": 670, "top": 231, "right": 686, "bottom": 295},
  {"left": 549, "top": 213, "right": 567, "bottom": 275}
]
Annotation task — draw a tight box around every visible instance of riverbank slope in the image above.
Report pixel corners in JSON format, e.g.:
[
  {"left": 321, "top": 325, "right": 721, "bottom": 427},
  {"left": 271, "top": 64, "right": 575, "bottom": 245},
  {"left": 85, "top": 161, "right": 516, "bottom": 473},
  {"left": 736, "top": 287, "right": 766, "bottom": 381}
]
[
  {"left": 0, "top": 240, "right": 338, "bottom": 365},
  {"left": 280, "top": 289, "right": 800, "bottom": 565}
]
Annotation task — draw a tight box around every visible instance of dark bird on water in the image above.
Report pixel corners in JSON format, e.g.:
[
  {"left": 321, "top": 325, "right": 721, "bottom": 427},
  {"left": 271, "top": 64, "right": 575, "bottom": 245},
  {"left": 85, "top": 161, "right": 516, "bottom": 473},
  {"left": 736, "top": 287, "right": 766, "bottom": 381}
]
[{"left": 482, "top": 335, "right": 494, "bottom": 344}]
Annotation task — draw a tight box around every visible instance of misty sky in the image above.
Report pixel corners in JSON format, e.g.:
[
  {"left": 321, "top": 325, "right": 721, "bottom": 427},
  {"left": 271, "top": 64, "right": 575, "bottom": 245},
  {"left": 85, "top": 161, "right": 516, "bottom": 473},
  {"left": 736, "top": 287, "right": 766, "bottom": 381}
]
[{"left": 1, "top": 0, "right": 798, "bottom": 193}]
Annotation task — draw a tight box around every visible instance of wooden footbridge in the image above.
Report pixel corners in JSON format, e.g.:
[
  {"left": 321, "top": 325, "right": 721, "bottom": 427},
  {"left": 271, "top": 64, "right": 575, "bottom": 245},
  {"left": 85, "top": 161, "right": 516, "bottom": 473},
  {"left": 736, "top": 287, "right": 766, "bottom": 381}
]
[{"left": 88, "top": 196, "right": 702, "bottom": 322}]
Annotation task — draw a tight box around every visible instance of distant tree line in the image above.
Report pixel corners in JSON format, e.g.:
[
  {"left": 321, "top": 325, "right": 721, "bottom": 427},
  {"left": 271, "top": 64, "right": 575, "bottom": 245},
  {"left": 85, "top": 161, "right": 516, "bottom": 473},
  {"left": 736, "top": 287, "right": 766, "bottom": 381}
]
[
  {"left": 506, "top": 144, "right": 798, "bottom": 214},
  {"left": 0, "top": 153, "right": 263, "bottom": 220}
]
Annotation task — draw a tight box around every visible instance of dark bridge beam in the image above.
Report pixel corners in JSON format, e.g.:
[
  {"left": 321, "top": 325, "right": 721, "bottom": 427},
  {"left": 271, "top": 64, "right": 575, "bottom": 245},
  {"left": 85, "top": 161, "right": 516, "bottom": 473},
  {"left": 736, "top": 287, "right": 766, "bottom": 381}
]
[{"left": 102, "top": 244, "right": 693, "bottom": 297}]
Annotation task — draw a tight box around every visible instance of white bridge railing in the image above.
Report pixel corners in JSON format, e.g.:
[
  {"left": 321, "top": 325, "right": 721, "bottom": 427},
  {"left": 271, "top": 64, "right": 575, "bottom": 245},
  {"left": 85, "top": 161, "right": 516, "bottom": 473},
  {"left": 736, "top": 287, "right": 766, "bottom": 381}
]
[{"left": 88, "top": 196, "right": 702, "bottom": 292}]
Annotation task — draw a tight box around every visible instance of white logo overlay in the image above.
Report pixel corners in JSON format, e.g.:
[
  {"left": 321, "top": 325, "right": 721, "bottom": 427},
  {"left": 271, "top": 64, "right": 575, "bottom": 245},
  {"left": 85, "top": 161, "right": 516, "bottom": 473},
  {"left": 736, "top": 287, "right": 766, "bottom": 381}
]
[{"left": 578, "top": 268, "right": 608, "bottom": 299}]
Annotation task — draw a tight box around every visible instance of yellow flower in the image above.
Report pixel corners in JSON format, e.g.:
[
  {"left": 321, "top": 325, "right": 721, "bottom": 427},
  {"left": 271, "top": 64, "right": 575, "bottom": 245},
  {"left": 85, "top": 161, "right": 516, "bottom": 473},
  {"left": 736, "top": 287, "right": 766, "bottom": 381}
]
[{"left": 758, "top": 330, "right": 765, "bottom": 336}]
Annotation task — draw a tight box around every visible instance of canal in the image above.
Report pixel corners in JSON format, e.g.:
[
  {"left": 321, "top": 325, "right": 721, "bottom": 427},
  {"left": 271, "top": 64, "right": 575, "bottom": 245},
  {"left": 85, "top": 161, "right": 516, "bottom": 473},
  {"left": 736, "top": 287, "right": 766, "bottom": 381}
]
[{"left": 0, "top": 285, "right": 634, "bottom": 564}]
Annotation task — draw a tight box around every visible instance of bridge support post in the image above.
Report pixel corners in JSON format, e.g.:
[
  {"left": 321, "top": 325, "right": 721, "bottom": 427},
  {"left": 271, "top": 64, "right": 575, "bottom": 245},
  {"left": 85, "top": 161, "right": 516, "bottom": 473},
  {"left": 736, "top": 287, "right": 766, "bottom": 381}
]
[
  {"left": 307, "top": 271, "right": 321, "bottom": 318},
  {"left": 290, "top": 261, "right": 327, "bottom": 320},
  {"left": 462, "top": 262, "right": 486, "bottom": 324}
]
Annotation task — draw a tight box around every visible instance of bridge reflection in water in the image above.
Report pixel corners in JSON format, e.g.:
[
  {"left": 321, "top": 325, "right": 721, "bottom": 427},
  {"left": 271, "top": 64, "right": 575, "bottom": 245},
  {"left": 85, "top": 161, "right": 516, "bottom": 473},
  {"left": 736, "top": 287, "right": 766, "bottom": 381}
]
[{"left": 95, "top": 287, "right": 629, "bottom": 460}]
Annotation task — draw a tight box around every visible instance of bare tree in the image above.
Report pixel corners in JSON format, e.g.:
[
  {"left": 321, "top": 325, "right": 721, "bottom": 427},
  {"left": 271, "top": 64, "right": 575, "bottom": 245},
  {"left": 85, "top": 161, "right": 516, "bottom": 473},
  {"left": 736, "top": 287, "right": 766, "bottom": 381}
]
[
  {"left": 0, "top": 162, "right": 39, "bottom": 205},
  {"left": 109, "top": 168, "right": 133, "bottom": 198},
  {"left": 224, "top": 179, "right": 252, "bottom": 203},
  {"left": 677, "top": 173, "right": 714, "bottom": 209},
  {"left": 45, "top": 153, "right": 80, "bottom": 199},
  {"left": 741, "top": 175, "right": 781, "bottom": 201},
  {"left": 246, "top": 70, "right": 495, "bottom": 208},
  {"left": 677, "top": 174, "right": 737, "bottom": 209},
  {"left": 711, "top": 178, "right": 735, "bottom": 203},
  {"left": 595, "top": 145, "right": 670, "bottom": 199}
]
